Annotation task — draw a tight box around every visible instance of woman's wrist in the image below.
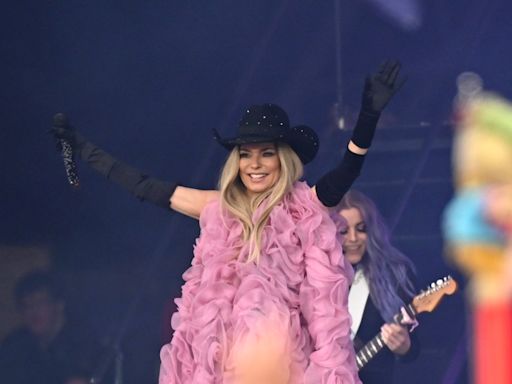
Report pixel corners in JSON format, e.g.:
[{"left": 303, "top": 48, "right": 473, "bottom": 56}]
[{"left": 348, "top": 140, "right": 369, "bottom": 155}]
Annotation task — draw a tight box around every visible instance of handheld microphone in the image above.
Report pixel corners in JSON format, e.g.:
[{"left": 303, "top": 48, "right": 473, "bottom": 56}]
[{"left": 53, "top": 113, "right": 80, "bottom": 188}]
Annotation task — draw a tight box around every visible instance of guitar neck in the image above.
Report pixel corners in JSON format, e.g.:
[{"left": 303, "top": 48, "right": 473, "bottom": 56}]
[
  {"left": 355, "top": 303, "right": 416, "bottom": 370},
  {"left": 356, "top": 333, "right": 386, "bottom": 369}
]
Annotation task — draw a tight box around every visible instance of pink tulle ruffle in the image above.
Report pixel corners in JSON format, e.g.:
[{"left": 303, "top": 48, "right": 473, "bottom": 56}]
[{"left": 159, "top": 182, "right": 360, "bottom": 384}]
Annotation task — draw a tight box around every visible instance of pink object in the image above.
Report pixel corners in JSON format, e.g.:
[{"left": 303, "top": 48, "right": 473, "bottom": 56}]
[
  {"left": 159, "top": 182, "right": 360, "bottom": 383},
  {"left": 400, "top": 306, "right": 419, "bottom": 332}
]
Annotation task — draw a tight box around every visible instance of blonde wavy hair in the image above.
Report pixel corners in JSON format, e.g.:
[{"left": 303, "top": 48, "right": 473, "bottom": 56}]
[{"left": 218, "top": 143, "right": 303, "bottom": 263}]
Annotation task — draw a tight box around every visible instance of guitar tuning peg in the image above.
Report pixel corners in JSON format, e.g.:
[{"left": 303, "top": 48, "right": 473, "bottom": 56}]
[
  {"left": 436, "top": 279, "right": 443, "bottom": 286},
  {"left": 430, "top": 282, "right": 436, "bottom": 289}
]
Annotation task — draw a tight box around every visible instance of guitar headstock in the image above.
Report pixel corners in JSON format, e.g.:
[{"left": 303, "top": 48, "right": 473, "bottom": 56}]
[{"left": 412, "top": 276, "right": 458, "bottom": 314}]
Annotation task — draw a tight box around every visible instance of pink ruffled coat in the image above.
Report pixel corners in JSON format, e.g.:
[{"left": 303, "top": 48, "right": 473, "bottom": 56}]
[{"left": 159, "top": 182, "right": 361, "bottom": 384}]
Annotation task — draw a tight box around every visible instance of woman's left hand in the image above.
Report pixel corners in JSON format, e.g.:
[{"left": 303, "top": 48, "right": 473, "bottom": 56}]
[
  {"left": 361, "top": 60, "right": 406, "bottom": 114},
  {"left": 380, "top": 323, "right": 411, "bottom": 355}
]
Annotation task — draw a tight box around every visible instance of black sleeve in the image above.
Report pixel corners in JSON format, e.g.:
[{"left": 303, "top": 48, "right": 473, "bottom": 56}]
[
  {"left": 80, "top": 141, "right": 177, "bottom": 210},
  {"left": 397, "top": 329, "right": 421, "bottom": 363},
  {"left": 315, "top": 149, "right": 366, "bottom": 207}
]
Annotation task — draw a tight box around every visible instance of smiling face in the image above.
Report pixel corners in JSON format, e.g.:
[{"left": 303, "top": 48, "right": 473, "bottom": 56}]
[
  {"left": 339, "top": 207, "right": 368, "bottom": 265},
  {"left": 238, "top": 142, "right": 281, "bottom": 197}
]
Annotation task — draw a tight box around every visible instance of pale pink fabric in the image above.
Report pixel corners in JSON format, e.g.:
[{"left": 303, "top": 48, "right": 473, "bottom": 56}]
[{"left": 159, "top": 182, "right": 360, "bottom": 384}]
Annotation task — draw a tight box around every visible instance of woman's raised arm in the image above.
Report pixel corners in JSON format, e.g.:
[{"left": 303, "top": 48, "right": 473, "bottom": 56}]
[
  {"left": 50, "top": 114, "right": 218, "bottom": 219},
  {"left": 314, "top": 60, "right": 406, "bottom": 207}
]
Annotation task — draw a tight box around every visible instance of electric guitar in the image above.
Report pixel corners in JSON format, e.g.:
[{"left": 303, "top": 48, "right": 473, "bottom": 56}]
[{"left": 355, "top": 276, "right": 458, "bottom": 370}]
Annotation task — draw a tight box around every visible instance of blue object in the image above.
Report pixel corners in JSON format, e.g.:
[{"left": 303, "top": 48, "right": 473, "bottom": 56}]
[{"left": 443, "top": 188, "right": 505, "bottom": 246}]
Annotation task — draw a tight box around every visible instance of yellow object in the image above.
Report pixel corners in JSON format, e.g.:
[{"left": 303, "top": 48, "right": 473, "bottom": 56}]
[{"left": 454, "top": 128, "right": 512, "bottom": 189}]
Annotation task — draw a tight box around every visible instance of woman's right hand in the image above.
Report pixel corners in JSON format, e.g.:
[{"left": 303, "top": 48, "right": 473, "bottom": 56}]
[
  {"left": 380, "top": 323, "right": 411, "bottom": 355},
  {"left": 49, "top": 113, "right": 86, "bottom": 152}
]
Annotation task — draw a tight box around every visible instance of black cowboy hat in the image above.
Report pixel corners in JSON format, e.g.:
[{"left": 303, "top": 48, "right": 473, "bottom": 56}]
[{"left": 214, "top": 103, "right": 319, "bottom": 164}]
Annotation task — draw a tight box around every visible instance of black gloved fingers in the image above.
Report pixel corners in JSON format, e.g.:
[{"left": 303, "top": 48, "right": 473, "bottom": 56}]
[
  {"left": 49, "top": 126, "right": 74, "bottom": 141},
  {"left": 54, "top": 138, "right": 63, "bottom": 152},
  {"left": 378, "top": 60, "right": 391, "bottom": 75},
  {"left": 49, "top": 119, "right": 87, "bottom": 152},
  {"left": 392, "top": 75, "right": 408, "bottom": 95},
  {"left": 46, "top": 127, "right": 63, "bottom": 151},
  {"left": 375, "top": 60, "right": 401, "bottom": 81},
  {"left": 360, "top": 59, "right": 406, "bottom": 114},
  {"left": 380, "top": 60, "right": 398, "bottom": 85},
  {"left": 383, "top": 61, "right": 407, "bottom": 95},
  {"left": 386, "top": 61, "right": 401, "bottom": 86},
  {"left": 53, "top": 112, "right": 69, "bottom": 128}
]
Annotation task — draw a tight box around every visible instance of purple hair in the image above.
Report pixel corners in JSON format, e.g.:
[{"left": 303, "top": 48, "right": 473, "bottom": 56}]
[{"left": 336, "top": 190, "right": 416, "bottom": 322}]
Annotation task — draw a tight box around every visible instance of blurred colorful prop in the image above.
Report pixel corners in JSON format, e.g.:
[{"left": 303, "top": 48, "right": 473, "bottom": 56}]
[{"left": 443, "top": 89, "right": 512, "bottom": 384}]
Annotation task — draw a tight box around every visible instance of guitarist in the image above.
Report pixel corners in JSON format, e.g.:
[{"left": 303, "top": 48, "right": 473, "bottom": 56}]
[{"left": 334, "top": 190, "right": 420, "bottom": 384}]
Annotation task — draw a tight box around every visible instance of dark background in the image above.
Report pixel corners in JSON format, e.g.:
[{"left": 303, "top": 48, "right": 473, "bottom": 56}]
[{"left": 2, "top": 0, "right": 511, "bottom": 382}]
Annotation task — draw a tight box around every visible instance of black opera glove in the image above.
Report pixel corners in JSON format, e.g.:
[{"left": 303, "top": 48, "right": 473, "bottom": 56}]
[
  {"left": 50, "top": 115, "right": 176, "bottom": 210},
  {"left": 351, "top": 60, "right": 406, "bottom": 149}
]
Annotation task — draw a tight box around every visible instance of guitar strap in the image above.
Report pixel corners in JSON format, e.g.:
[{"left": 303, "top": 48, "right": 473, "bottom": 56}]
[{"left": 348, "top": 266, "right": 370, "bottom": 340}]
